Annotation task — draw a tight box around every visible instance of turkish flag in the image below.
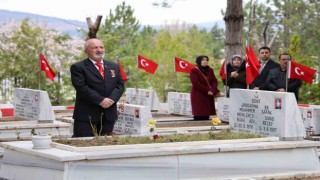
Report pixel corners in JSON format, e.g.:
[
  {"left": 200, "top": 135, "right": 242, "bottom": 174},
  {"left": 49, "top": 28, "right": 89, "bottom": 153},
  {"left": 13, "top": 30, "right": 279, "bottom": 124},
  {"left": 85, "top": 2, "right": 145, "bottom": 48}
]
[
  {"left": 117, "top": 61, "right": 128, "bottom": 82},
  {"left": 219, "top": 60, "right": 226, "bottom": 80},
  {"left": 174, "top": 57, "right": 195, "bottom": 73},
  {"left": 289, "top": 61, "right": 317, "bottom": 84},
  {"left": 40, "top": 54, "right": 56, "bottom": 81},
  {"left": 245, "top": 45, "right": 260, "bottom": 86},
  {"left": 137, "top": 55, "right": 158, "bottom": 74}
]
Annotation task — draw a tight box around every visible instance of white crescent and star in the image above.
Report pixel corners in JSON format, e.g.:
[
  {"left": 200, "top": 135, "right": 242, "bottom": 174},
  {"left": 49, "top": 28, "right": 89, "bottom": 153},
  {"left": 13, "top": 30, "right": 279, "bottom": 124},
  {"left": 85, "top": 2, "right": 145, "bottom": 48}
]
[
  {"left": 179, "top": 61, "right": 187, "bottom": 69},
  {"left": 140, "top": 59, "right": 149, "bottom": 67},
  {"left": 294, "top": 67, "right": 304, "bottom": 76},
  {"left": 41, "top": 60, "right": 50, "bottom": 71}
]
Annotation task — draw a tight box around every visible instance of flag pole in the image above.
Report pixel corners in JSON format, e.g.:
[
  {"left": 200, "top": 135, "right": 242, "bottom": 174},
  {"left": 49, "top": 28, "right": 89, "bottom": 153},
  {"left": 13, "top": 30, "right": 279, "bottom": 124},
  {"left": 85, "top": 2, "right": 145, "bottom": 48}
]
[
  {"left": 174, "top": 57, "right": 178, "bottom": 91},
  {"left": 137, "top": 55, "right": 139, "bottom": 88},
  {"left": 38, "top": 54, "right": 41, "bottom": 90},
  {"left": 224, "top": 59, "right": 227, "bottom": 97},
  {"left": 245, "top": 39, "right": 250, "bottom": 90},
  {"left": 286, "top": 59, "right": 290, "bottom": 92}
]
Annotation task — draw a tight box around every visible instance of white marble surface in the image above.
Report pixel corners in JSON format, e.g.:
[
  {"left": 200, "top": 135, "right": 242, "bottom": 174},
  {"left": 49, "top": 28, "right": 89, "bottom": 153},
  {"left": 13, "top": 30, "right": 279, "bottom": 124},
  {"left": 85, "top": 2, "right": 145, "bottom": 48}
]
[
  {"left": 1, "top": 138, "right": 320, "bottom": 180},
  {"left": 216, "top": 97, "right": 230, "bottom": 122},
  {"left": 0, "top": 120, "right": 72, "bottom": 140},
  {"left": 230, "top": 89, "right": 306, "bottom": 140},
  {"left": 114, "top": 103, "right": 152, "bottom": 135},
  {"left": 125, "top": 88, "right": 160, "bottom": 111},
  {"left": 167, "top": 92, "right": 192, "bottom": 116},
  {"left": 14, "top": 88, "right": 55, "bottom": 122},
  {"left": 299, "top": 105, "right": 320, "bottom": 135}
]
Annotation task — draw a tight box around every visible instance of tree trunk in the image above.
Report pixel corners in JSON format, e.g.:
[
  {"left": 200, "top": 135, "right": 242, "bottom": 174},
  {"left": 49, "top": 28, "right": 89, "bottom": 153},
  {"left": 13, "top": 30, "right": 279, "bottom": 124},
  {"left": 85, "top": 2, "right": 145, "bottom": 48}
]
[{"left": 224, "top": 0, "right": 244, "bottom": 63}]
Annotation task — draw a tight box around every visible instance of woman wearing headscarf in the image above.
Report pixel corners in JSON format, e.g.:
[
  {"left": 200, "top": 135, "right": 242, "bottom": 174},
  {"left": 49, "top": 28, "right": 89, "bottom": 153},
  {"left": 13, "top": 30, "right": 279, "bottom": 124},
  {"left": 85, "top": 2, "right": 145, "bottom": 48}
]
[
  {"left": 189, "top": 55, "right": 219, "bottom": 120},
  {"left": 223, "top": 54, "right": 246, "bottom": 97}
]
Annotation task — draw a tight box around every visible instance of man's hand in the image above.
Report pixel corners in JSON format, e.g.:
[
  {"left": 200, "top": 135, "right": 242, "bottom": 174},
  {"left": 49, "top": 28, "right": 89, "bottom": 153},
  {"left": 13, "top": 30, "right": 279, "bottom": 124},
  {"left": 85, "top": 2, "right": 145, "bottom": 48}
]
[
  {"left": 208, "top": 91, "right": 213, "bottom": 96},
  {"left": 99, "top": 98, "right": 115, "bottom": 108},
  {"left": 253, "top": 87, "right": 259, "bottom": 90}
]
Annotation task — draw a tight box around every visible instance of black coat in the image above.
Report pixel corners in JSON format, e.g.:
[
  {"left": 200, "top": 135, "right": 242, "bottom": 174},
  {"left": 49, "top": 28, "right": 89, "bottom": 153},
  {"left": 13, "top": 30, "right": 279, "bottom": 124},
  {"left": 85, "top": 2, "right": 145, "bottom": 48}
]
[
  {"left": 266, "top": 67, "right": 302, "bottom": 101},
  {"left": 70, "top": 58, "right": 124, "bottom": 123},
  {"left": 249, "top": 59, "right": 279, "bottom": 90},
  {"left": 223, "top": 61, "right": 246, "bottom": 97}
]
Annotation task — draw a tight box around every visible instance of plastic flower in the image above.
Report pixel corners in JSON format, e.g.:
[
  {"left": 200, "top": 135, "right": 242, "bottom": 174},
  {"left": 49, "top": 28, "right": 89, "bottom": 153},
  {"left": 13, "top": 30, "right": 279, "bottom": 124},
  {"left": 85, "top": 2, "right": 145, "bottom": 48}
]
[
  {"left": 148, "top": 119, "right": 156, "bottom": 127},
  {"left": 211, "top": 117, "right": 222, "bottom": 126},
  {"left": 147, "top": 119, "right": 158, "bottom": 140},
  {"left": 153, "top": 134, "right": 159, "bottom": 139}
]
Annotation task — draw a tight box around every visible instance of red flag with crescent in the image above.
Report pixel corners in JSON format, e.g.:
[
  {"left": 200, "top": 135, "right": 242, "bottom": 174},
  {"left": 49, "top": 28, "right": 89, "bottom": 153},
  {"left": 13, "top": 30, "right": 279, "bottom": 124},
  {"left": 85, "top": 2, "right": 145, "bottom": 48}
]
[
  {"left": 174, "top": 57, "right": 195, "bottom": 73},
  {"left": 289, "top": 61, "right": 317, "bottom": 84},
  {"left": 40, "top": 54, "right": 56, "bottom": 81},
  {"left": 137, "top": 55, "right": 158, "bottom": 74}
]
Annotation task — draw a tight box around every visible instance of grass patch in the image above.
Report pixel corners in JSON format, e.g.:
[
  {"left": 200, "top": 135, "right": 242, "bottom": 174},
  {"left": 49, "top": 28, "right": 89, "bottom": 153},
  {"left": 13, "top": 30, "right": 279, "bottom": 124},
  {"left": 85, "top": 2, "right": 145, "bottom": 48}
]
[{"left": 54, "top": 130, "right": 264, "bottom": 147}]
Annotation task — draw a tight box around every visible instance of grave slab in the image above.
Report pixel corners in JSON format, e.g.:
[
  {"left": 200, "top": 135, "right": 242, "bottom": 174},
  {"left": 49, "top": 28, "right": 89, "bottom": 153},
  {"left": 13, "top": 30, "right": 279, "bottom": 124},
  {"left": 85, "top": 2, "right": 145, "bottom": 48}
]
[
  {"left": 230, "top": 89, "right": 306, "bottom": 140},
  {"left": 14, "top": 88, "right": 55, "bottom": 123},
  {"left": 125, "top": 88, "right": 159, "bottom": 111},
  {"left": 1, "top": 137, "right": 320, "bottom": 180}
]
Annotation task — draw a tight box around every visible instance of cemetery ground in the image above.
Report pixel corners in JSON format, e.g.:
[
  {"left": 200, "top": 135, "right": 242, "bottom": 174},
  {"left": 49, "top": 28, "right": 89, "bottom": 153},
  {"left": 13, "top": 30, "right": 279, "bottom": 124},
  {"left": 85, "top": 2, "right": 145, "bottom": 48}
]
[{"left": 2, "top": 110, "right": 320, "bottom": 179}]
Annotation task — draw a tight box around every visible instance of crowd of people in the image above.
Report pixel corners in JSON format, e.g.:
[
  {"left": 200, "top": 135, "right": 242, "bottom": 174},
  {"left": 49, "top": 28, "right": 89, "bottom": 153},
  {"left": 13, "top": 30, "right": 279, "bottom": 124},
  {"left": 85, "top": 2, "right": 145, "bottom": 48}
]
[
  {"left": 70, "top": 38, "right": 303, "bottom": 135},
  {"left": 189, "top": 46, "right": 302, "bottom": 121}
]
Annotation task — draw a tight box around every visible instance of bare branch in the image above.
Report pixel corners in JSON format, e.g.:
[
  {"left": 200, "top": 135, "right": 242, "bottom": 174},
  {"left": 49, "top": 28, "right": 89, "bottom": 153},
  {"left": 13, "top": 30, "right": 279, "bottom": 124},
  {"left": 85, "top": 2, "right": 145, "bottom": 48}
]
[
  {"left": 268, "top": 30, "right": 278, "bottom": 48},
  {"left": 263, "top": 20, "right": 269, "bottom": 46},
  {"left": 250, "top": 0, "right": 261, "bottom": 48}
]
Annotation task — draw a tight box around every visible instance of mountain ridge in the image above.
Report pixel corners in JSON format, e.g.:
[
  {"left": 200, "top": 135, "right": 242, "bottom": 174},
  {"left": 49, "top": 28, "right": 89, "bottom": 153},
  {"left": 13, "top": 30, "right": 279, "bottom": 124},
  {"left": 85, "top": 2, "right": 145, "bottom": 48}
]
[{"left": 0, "top": 9, "right": 224, "bottom": 37}]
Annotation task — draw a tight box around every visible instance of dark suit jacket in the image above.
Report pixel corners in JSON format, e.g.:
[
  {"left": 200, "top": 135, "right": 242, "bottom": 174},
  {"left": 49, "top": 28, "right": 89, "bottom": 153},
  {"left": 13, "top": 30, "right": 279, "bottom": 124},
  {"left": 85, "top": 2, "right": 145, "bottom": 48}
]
[
  {"left": 70, "top": 58, "right": 124, "bottom": 123},
  {"left": 249, "top": 59, "right": 279, "bottom": 90},
  {"left": 266, "top": 67, "right": 302, "bottom": 101}
]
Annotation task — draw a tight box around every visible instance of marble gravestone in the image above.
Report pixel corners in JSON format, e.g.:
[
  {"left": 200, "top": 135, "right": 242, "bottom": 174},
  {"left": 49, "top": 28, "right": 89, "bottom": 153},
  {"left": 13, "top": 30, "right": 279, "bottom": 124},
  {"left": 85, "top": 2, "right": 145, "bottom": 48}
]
[
  {"left": 167, "top": 92, "right": 192, "bottom": 116},
  {"left": 299, "top": 105, "right": 320, "bottom": 135},
  {"left": 216, "top": 97, "right": 230, "bottom": 122},
  {"left": 230, "top": 89, "right": 306, "bottom": 140},
  {"left": 113, "top": 103, "right": 152, "bottom": 135},
  {"left": 125, "top": 88, "right": 159, "bottom": 111},
  {"left": 14, "top": 88, "right": 55, "bottom": 123}
]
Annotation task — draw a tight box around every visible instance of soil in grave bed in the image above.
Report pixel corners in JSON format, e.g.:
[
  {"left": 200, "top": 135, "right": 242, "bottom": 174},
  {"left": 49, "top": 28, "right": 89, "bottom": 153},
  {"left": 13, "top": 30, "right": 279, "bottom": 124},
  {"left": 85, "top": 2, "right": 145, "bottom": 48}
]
[{"left": 53, "top": 130, "right": 264, "bottom": 147}]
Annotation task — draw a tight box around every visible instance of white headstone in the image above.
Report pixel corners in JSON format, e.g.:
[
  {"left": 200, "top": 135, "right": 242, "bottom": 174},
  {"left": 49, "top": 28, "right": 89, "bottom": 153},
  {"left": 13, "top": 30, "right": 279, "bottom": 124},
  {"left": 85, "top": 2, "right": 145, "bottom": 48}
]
[
  {"left": 299, "top": 105, "right": 320, "bottom": 135},
  {"left": 216, "top": 97, "right": 230, "bottom": 122},
  {"left": 125, "top": 88, "right": 159, "bottom": 111},
  {"left": 167, "top": 92, "right": 192, "bottom": 116},
  {"left": 14, "top": 88, "right": 55, "bottom": 123},
  {"left": 158, "top": 103, "right": 170, "bottom": 114},
  {"left": 114, "top": 103, "right": 152, "bottom": 135},
  {"left": 230, "top": 89, "right": 306, "bottom": 140}
]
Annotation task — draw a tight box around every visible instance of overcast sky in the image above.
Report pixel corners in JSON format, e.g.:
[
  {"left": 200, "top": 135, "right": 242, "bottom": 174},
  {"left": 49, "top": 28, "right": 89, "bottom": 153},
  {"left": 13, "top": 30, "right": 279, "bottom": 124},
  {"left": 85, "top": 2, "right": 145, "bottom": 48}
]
[{"left": 1, "top": 0, "right": 227, "bottom": 25}]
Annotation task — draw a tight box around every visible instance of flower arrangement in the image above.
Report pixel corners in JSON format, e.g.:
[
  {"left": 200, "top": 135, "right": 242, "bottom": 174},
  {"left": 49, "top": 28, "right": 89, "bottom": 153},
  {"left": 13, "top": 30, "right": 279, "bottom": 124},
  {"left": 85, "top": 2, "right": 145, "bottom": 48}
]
[
  {"left": 147, "top": 119, "right": 159, "bottom": 140},
  {"left": 209, "top": 117, "right": 222, "bottom": 138}
]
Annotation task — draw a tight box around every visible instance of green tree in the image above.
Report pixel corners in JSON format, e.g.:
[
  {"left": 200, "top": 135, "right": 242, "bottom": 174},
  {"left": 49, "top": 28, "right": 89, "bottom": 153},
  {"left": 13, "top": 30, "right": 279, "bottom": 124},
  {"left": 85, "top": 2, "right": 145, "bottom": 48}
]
[
  {"left": 99, "top": 1, "right": 140, "bottom": 60},
  {"left": 0, "top": 19, "right": 83, "bottom": 104}
]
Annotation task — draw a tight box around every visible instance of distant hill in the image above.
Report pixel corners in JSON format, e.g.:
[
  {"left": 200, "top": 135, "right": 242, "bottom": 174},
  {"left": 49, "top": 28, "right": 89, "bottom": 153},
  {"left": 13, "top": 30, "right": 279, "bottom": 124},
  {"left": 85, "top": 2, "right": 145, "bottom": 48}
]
[
  {"left": 0, "top": 9, "right": 224, "bottom": 37},
  {"left": 0, "top": 9, "right": 87, "bottom": 37}
]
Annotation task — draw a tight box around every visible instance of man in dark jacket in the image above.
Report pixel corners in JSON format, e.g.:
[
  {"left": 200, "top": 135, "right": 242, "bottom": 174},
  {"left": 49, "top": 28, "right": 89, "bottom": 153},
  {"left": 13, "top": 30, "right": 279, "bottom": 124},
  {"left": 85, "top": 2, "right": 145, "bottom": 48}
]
[
  {"left": 266, "top": 53, "right": 302, "bottom": 101},
  {"left": 249, "top": 46, "right": 279, "bottom": 90},
  {"left": 70, "top": 38, "right": 124, "bottom": 137}
]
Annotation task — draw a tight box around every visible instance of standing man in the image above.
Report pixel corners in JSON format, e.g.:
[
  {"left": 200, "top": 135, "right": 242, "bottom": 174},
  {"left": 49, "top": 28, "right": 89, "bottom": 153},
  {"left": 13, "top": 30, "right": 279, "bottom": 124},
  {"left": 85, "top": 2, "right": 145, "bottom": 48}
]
[
  {"left": 70, "top": 38, "right": 124, "bottom": 137},
  {"left": 249, "top": 46, "right": 279, "bottom": 90},
  {"left": 266, "top": 53, "right": 302, "bottom": 101}
]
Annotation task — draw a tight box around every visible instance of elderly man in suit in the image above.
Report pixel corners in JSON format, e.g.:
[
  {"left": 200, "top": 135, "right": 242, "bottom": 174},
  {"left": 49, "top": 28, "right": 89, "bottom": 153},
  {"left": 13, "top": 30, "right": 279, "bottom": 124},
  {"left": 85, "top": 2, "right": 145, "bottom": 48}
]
[
  {"left": 249, "top": 46, "right": 279, "bottom": 90},
  {"left": 70, "top": 38, "right": 124, "bottom": 137}
]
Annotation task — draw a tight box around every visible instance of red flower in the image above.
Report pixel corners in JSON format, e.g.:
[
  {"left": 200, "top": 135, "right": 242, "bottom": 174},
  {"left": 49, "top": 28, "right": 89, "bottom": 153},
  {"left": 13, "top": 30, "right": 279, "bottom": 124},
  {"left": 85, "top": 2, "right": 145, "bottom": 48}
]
[{"left": 153, "top": 134, "right": 159, "bottom": 139}]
